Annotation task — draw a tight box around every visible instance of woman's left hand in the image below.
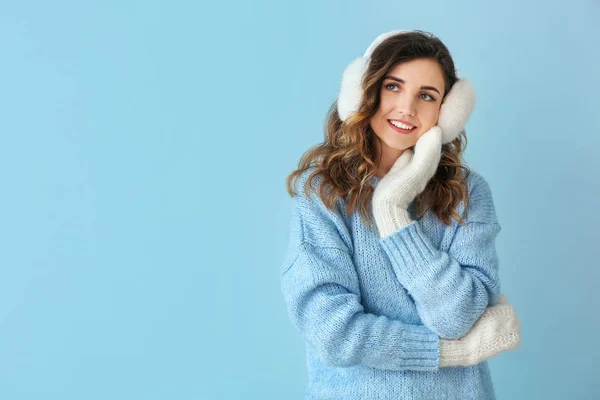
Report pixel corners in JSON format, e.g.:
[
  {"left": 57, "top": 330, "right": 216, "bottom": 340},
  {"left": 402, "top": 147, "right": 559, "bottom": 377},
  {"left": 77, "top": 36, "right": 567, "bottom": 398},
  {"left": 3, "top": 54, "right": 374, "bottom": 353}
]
[{"left": 372, "top": 126, "right": 443, "bottom": 237}]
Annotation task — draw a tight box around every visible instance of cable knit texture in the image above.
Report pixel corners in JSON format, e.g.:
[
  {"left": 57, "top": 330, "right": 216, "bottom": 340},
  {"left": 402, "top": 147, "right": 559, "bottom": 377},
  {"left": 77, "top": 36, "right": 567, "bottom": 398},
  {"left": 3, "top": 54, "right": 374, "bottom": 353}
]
[{"left": 280, "top": 166, "right": 515, "bottom": 399}]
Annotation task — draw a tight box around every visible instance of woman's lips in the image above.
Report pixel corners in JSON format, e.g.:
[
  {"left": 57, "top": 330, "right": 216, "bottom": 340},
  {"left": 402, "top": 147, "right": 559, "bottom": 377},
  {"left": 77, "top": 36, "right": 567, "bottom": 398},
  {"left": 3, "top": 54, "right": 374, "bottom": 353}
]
[{"left": 387, "top": 120, "right": 417, "bottom": 134}]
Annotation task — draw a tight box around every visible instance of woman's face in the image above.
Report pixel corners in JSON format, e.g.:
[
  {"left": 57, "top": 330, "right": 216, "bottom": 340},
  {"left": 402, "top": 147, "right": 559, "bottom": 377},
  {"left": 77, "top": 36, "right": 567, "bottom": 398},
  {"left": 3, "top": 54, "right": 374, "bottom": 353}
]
[{"left": 369, "top": 58, "right": 446, "bottom": 154}]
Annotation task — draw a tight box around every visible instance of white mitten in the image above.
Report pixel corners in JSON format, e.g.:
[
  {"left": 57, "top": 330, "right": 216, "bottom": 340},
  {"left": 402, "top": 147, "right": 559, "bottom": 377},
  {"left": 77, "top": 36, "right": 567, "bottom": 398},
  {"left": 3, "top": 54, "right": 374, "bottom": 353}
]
[
  {"left": 439, "top": 294, "right": 521, "bottom": 367},
  {"left": 372, "top": 126, "right": 442, "bottom": 237}
]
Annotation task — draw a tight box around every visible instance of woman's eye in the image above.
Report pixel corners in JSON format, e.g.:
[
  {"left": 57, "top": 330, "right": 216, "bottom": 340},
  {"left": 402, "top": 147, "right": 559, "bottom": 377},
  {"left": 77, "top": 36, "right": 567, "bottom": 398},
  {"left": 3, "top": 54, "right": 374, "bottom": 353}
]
[{"left": 385, "top": 83, "right": 436, "bottom": 102}]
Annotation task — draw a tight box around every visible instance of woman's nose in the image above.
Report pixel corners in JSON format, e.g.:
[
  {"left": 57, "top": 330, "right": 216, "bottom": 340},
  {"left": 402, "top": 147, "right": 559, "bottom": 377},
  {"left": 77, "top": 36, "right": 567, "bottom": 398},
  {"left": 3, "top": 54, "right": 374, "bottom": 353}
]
[{"left": 395, "top": 95, "right": 416, "bottom": 116}]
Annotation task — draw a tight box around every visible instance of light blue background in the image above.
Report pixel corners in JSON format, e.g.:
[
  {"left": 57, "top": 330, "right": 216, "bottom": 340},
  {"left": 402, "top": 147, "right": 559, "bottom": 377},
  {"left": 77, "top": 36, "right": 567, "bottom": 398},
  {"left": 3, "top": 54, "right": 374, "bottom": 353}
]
[{"left": 1, "top": 1, "right": 598, "bottom": 399}]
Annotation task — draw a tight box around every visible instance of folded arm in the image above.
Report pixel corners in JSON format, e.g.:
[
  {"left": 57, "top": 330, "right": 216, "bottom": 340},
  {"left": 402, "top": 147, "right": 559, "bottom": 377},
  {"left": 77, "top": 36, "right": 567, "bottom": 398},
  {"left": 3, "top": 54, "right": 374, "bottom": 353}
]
[
  {"left": 281, "top": 241, "right": 441, "bottom": 371},
  {"left": 379, "top": 173, "right": 502, "bottom": 340}
]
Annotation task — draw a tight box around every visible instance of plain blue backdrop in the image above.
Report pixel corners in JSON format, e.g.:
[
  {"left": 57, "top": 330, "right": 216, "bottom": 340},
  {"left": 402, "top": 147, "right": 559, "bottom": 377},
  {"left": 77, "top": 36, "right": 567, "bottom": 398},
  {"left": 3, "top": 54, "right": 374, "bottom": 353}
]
[{"left": 1, "top": 0, "right": 598, "bottom": 399}]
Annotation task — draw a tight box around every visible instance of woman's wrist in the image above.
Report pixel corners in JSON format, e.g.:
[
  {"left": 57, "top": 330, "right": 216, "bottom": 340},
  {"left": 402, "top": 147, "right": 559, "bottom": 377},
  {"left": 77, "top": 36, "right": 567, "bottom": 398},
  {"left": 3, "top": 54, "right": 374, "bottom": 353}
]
[{"left": 373, "top": 203, "right": 413, "bottom": 238}]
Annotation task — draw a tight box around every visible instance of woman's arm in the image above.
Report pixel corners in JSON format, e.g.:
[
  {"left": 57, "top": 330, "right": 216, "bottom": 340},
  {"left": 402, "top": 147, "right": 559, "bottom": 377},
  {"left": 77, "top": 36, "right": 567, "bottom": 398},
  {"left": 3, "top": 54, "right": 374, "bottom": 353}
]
[
  {"left": 379, "top": 172, "right": 502, "bottom": 340},
  {"left": 281, "top": 241, "right": 440, "bottom": 371}
]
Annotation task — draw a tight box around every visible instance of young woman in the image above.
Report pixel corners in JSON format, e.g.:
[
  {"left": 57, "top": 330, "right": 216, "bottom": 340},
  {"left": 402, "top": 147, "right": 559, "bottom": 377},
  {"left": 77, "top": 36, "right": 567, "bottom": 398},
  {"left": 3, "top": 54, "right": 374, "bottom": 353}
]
[{"left": 280, "top": 30, "right": 520, "bottom": 399}]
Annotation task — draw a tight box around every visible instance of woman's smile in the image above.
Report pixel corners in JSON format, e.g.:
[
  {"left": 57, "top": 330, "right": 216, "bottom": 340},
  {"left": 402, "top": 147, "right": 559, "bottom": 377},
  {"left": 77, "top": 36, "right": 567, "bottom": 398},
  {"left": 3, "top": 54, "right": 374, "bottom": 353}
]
[{"left": 387, "top": 119, "right": 417, "bottom": 134}]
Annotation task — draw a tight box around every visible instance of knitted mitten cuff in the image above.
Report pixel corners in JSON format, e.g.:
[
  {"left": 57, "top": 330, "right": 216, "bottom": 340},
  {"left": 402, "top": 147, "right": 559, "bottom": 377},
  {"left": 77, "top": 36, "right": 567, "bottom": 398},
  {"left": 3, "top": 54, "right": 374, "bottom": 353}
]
[{"left": 372, "top": 202, "right": 413, "bottom": 238}]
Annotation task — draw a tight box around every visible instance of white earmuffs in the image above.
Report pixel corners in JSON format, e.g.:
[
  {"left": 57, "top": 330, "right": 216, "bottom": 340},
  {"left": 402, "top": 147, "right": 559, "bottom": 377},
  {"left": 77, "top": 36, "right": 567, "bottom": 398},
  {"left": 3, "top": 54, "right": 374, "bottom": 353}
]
[{"left": 337, "top": 30, "right": 477, "bottom": 144}]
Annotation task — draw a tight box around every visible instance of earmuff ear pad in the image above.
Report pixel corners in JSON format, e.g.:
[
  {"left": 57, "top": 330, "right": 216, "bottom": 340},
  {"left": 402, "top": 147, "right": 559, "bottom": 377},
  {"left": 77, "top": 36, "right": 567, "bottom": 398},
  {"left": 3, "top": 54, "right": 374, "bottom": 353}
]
[
  {"left": 437, "top": 79, "right": 476, "bottom": 144},
  {"left": 337, "top": 57, "right": 368, "bottom": 122}
]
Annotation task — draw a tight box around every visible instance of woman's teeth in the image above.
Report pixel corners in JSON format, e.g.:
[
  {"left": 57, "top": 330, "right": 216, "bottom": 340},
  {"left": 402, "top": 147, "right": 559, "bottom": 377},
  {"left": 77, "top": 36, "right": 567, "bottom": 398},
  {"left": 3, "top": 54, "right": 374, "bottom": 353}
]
[
  {"left": 388, "top": 120, "right": 416, "bottom": 133},
  {"left": 389, "top": 120, "right": 414, "bottom": 129}
]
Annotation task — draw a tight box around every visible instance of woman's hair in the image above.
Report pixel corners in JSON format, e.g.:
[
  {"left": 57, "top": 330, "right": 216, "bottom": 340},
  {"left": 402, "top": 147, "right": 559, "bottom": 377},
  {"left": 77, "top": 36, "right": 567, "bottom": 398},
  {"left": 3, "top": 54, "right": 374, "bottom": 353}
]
[{"left": 285, "top": 30, "right": 471, "bottom": 230}]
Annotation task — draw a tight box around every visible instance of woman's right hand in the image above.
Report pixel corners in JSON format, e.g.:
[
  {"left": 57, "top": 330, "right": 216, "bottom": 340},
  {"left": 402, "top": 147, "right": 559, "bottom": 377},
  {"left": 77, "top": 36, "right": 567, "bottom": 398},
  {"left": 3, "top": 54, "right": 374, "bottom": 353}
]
[{"left": 439, "top": 294, "right": 521, "bottom": 367}]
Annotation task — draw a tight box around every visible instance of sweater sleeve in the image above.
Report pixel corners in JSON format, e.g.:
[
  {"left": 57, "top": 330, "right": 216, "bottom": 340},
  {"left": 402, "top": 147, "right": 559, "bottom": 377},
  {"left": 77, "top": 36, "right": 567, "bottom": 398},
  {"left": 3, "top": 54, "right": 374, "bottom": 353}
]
[
  {"left": 379, "top": 172, "right": 502, "bottom": 340},
  {"left": 279, "top": 169, "right": 440, "bottom": 371}
]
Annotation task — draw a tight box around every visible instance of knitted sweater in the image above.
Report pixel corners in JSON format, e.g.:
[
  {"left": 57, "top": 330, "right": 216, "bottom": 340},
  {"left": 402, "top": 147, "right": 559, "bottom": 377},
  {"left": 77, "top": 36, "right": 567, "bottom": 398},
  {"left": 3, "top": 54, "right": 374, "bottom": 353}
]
[{"left": 280, "top": 166, "right": 503, "bottom": 399}]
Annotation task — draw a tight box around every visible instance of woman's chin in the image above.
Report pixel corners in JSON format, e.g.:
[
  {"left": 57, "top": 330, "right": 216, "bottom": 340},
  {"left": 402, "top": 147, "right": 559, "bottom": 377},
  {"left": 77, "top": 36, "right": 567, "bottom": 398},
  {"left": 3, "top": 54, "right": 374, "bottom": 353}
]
[{"left": 385, "top": 138, "right": 415, "bottom": 151}]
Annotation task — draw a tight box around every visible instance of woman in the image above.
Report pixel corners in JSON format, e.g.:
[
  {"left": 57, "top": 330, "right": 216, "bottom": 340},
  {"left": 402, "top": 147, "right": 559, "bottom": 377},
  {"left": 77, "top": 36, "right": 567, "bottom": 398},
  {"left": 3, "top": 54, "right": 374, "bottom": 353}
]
[{"left": 280, "top": 30, "right": 520, "bottom": 399}]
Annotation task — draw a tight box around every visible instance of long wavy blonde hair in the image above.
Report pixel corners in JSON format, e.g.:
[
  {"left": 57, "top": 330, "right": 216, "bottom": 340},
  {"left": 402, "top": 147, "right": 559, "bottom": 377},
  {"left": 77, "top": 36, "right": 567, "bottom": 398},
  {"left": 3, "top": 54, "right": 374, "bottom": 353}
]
[{"left": 286, "top": 30, "right": 471, "bottom": 231}]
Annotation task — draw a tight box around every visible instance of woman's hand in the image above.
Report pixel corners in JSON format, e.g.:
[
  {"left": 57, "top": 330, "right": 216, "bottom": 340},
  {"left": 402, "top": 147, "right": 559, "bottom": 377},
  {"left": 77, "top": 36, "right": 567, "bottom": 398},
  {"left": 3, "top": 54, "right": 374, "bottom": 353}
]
[
  {"left": 372, "top": 125, "right": 443, "bottom": 238},
  {"left": 439, "top": 294, "right": 521, "bottom": 367}
]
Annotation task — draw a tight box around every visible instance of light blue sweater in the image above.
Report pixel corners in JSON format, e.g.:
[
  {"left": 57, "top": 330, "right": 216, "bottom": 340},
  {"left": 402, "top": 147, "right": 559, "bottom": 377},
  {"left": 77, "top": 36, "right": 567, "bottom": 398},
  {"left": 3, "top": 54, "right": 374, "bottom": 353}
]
[{"left": 280, "top": 166, "right": 503, "bottom": 399}]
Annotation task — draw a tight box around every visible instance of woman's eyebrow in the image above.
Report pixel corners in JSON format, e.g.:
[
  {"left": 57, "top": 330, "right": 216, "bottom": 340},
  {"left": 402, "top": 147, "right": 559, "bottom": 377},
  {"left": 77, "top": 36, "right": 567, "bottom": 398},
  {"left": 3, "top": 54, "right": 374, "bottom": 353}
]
[{"left": 383, "top": 75, "right": 441, "bottom": 95}]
